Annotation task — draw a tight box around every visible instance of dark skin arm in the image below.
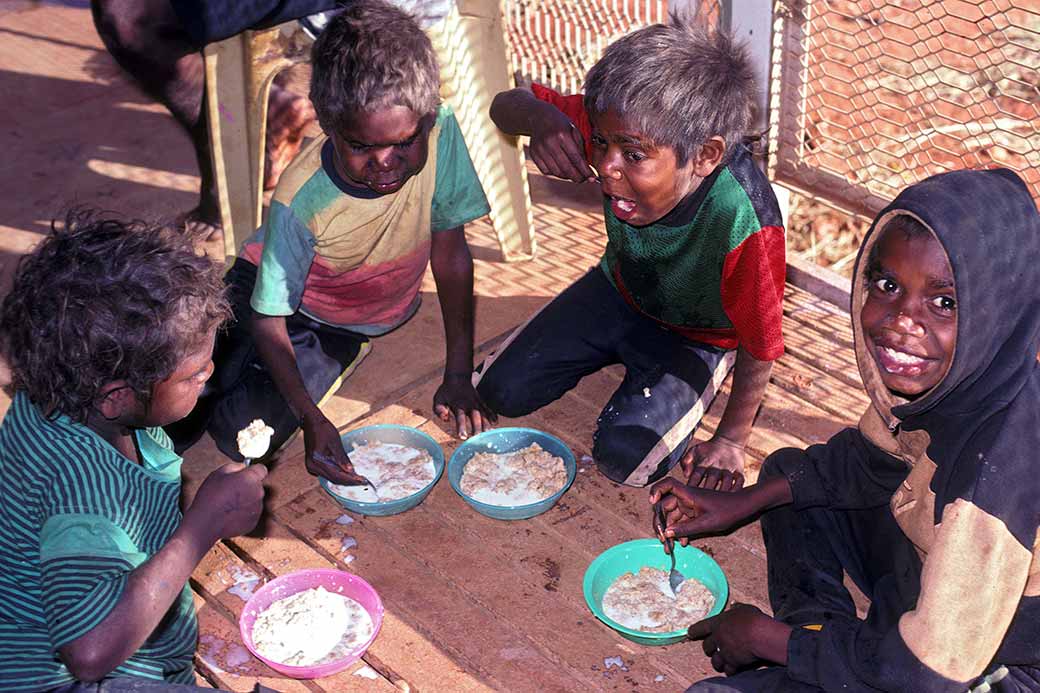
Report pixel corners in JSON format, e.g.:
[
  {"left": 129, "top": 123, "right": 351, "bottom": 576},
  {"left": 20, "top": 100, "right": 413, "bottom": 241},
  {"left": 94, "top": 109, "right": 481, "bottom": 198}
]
[
  {"left": 430, "top": 227, "right": 496, "bottom": 439},
  {"left": 689, "top": 603, "right": 794, "bottom": 674},
  {"left": 489, "top": 87, "right": 596, "bottom": 184},
  {"left": 648, "top": 476, "right": 794, "bottom": 674},
  {"left": 59, "top": 463, "right": 266, "bottom": 682},
  {"left": 682, "top": 347, "right": 773, "bottom": 491},
  {"left": 251, "top": 313, "right": 367, "bottom": 485}
]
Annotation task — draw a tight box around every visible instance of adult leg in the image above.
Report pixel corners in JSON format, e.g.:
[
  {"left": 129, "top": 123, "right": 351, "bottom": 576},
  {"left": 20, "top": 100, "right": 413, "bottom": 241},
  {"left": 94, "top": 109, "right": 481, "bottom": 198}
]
[
  {"left": 90, "top": 0, "right": 316, "bottom": 234},
  {"left": 90, "top": 0, "right": 218, "bottom": 228},
  {"left": 474, "top": 268, "right": 628, "bottom": 417},
  {"left": 592, "top": 317, "right": 729, "bottom": 486}
]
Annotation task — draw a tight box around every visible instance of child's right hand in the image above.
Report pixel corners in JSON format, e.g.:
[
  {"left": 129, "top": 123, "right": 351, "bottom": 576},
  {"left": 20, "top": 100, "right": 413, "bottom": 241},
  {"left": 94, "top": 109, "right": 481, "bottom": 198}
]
[
  {"left": 301, "top": 412, "right": 369, "bottom": 486},
  {"left": 529, "top": 111, "right": 597, "bottom": 184},
  {"left": 189, "top": 463, "right": 267, "bottom": 541},
  {"left": 648, "top": 478, "right": 759, "bottom": 547}
]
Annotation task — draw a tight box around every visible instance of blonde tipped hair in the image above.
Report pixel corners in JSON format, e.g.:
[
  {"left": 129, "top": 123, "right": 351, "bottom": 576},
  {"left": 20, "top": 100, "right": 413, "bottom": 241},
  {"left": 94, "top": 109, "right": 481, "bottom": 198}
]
[
  {"left": 310, "top": 0, "right": 440, "bottom": 133},
  {"left": 583, "top": 14, "right": 756, "bottom": 164}
]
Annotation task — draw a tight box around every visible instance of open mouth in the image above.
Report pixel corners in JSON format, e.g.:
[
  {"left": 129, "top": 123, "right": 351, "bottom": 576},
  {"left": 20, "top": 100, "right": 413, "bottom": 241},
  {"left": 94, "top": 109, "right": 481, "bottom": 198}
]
[
  {"left": 874, "top": 344, "right": 933, "bottom": 377},
  {"left": 608, "top": 195, "right": 638, "bottom": 221}
]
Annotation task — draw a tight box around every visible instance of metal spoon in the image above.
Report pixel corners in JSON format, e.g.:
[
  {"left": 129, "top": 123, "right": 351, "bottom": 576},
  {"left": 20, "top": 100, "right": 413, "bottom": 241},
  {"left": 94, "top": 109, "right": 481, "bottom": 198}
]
[{"left": 655, "top": 502, "right": 685, "bottom": 597}]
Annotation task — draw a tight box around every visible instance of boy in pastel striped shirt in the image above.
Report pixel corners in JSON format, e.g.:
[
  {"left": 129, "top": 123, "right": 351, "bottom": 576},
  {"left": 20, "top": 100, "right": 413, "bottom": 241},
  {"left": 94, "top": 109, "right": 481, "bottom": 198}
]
[{"left": 170, "top": 0, "right": 494, "bottom": 485}]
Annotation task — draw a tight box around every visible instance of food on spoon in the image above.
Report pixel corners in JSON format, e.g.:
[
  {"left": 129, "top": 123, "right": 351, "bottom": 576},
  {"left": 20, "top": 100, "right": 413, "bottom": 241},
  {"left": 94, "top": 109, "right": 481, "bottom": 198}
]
[{"left": 237, "top": 419, "right": 275, "bottom": 460}]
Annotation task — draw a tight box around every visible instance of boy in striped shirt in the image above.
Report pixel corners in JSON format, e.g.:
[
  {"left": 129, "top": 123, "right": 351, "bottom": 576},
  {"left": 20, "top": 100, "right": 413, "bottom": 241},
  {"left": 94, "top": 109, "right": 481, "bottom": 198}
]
[
  {"left": 483, "top": 16, "right": 785, "bottom": 488},
  {"left": 0, "top": 213, "right": 267, "bottom": 691}
]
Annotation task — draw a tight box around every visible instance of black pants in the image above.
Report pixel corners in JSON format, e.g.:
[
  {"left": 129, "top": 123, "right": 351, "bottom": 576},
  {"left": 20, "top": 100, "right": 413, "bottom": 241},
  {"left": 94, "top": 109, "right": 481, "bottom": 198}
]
[
  {"left": 475, "top": 268, "right": 730, "bottom": 487},
  {"left": 688, "top": 453, "right": 1040, "bottom": 692},
  {"left": 167, "top": 259, "right": 368, "bottom": 460}
]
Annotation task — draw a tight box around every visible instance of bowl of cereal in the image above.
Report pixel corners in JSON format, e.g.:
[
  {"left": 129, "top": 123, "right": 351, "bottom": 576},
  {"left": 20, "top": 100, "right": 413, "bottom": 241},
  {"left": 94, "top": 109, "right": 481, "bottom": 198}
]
[
  {"left": 240, "top": 569, "right": 383, "bottom": 678},
  {"left": 583, "top": 539, "right": 728, "bottom": 646},
  {"left": 447, "top": 427, "right": 576, "bottom": 520},
  {"left": 320, "top": 424, "right": 444, "bottom": 516}
]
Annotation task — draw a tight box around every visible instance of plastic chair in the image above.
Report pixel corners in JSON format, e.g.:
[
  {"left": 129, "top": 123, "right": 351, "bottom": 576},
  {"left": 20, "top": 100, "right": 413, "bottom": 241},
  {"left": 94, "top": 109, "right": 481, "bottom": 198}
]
[{"left": 203, "top": 0, "right": 535, "bottom": 263}]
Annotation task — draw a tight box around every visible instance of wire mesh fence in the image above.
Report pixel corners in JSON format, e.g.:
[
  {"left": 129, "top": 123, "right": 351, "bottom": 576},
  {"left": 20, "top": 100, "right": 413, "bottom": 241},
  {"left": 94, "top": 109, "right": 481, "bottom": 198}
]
[
  {"left": 499, "top": 0, "right": 1039, "bottom": 276},
  {"left": 769, "top": 0, "right": 1040, "bottom": 274},
  {"left": 502, "top": 0, "right": 670, "bottom": 93}
]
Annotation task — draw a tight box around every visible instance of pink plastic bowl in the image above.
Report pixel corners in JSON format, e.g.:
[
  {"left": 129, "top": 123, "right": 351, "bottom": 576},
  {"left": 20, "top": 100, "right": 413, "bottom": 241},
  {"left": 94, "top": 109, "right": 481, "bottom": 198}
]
[{"left": 239, "top": 569, "right": 383, "bottom": 679}]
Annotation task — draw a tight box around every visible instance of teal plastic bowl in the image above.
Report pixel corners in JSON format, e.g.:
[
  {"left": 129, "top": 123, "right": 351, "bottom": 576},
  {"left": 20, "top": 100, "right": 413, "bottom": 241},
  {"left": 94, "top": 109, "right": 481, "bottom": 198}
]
[
  {"left": 319, "top": 425, "right": 444, "bottom": 517},
  {"left": 583, "top": 539, "right": 728, "bottom": 646},
  {"left": 448, "top": 427, "right": 576, "bottom": 520}
]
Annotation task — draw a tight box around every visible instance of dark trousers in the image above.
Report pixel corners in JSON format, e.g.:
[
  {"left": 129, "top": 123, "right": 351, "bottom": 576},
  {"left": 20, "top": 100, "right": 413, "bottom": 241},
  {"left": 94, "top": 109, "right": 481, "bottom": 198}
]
[
  {"left": 167, "top": 259, "right": 368, "bottom": 460},
  {"left": 474, "top": 268, "right": 729, "bottom": 487},
  {"left": 688, "top": 453, "right": 1039, "bottom": 692}
]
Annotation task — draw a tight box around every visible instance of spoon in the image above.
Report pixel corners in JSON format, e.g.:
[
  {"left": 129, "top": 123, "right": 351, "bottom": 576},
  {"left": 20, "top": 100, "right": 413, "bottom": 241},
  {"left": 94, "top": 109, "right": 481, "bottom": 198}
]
[{"left": 655, "top": 502, "right": 685, "bottom": 597}]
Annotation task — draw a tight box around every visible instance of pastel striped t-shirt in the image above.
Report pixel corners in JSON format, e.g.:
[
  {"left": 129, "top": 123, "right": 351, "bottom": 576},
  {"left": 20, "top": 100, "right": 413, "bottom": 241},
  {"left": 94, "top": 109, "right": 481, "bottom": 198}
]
[{"left": 242, "top": 105, "right": 490, "bottom": 336}]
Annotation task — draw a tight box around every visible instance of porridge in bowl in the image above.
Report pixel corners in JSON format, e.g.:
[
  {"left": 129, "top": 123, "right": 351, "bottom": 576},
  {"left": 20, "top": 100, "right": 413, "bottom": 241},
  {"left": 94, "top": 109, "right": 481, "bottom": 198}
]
[
  {"left": 602, "top": 566, "right": 715, "bottom": 633},
  {"left": 460, "top": 443, "right": 567, "bottom": 506},
  {"left": 251, "top": 586, "right": 374, "bottom": 666},
  {"left": 327, "top": 442, "right": 436, "bottom": 503}
]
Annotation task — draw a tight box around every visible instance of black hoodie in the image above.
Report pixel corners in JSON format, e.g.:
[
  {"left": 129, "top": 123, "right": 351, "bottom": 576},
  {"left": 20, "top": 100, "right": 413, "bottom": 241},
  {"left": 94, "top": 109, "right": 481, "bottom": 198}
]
[{"left": 776, "top": 168, "right": 1040, "bottom": 690}]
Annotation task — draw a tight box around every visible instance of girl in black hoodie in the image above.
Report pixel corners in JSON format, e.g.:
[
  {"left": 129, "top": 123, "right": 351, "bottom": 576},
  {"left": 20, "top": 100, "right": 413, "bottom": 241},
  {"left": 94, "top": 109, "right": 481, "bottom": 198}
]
[{"left": 653, "top": 168, "right": 1040, "bottom": 692}]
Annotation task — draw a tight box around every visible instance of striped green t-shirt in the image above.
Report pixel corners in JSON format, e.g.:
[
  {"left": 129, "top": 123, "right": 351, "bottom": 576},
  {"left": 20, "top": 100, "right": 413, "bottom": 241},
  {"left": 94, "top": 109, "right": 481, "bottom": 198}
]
[{"left": 0, "top": 391, "right": 196, "bottom": 691}]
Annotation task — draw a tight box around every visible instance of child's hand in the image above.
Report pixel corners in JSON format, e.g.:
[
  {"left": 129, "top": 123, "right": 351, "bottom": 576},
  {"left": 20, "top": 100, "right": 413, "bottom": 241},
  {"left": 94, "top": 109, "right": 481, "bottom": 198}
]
[
  {"left": 649, "top": 478, "right": 756, "bottom": 544},
  {"left": 690, "top": 603, "right": 782, "bottom": 670},
  {"left": 188, "top": 462, "right": 267, "bottom": 541},
  {"left": 301, "top": 412, "right": 368, "bottom": 486},
  {"left": 530, "top": 113, "right": 596, "bottom": 184},
  {"left": 681, "top": 436, "right": 746, "bottom": 491},
  {"left": 433, "top": 375, "right": 497, "bottom": 440},
  {"left": 687, "top": 603, "right": 792, "bottom": 673}
]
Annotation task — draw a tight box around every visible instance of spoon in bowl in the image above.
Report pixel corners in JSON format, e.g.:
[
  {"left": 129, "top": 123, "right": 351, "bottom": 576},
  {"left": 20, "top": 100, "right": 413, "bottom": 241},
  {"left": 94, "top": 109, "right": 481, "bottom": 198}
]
[{"left": 654, "top": 501, "right": 686, "bottom": 597}]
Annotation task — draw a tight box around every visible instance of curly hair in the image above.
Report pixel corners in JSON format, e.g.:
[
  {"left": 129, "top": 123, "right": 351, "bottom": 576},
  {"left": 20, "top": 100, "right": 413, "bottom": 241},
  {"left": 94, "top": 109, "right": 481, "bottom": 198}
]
[
  {"left": 309, "top": 0, "right": 440, "bottom": 135},
  {"left": 583, "top": 13, "right": 756, "bottom": 165},
  {"left": 0, "top": 210, "right": 231, "bottom": 422}
]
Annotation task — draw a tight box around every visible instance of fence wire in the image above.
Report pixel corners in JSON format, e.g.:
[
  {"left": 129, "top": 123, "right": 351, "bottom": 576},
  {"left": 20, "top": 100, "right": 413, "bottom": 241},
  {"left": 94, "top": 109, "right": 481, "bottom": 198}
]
[{"left": 769, "top": 0, "right": 1040, "bottom": 272}]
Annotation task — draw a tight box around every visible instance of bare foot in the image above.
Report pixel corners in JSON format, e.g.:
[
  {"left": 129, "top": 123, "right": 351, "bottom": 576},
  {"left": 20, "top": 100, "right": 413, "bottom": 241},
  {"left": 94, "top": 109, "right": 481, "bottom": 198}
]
[
  {"left": 176, "top": 207, "right": 223, "bottom": 244},
  {"left": 265, "top": 84, "right": 317, "bottom": 190}
]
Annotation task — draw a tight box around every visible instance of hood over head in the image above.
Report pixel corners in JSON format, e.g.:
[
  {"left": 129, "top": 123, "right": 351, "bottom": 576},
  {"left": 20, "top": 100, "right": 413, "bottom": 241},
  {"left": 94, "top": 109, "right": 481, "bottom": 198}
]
[{"left": 851, "top": 168, "right": 1040, "bottom": 544}]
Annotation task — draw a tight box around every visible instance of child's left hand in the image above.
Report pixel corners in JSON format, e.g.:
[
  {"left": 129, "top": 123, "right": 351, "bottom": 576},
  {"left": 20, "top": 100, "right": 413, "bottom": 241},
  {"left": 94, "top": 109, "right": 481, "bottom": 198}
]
[
  {"left": 687, "top": 603, "right": 792, "bottom": 674},
  {"left": 433, "top": 375, "right": 497, "bottom": 439},
  {"left": 681, "top": 436, "right": 746, "bottom": 491}
]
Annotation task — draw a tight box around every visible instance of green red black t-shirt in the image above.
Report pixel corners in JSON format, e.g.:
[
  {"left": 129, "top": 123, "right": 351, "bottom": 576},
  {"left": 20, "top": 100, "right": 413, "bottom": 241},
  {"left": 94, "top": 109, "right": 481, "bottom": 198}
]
[{"left": 532, "top": 84, "right": 786, "bottom": 361}]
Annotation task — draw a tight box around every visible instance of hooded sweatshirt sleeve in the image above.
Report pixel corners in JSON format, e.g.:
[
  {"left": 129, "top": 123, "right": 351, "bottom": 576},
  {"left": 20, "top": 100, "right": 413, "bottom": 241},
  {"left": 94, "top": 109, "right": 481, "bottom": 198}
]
[
  {"left": 769, "top": 426, "right": 908, "bottom": 510},
  {"left": 785, "top": 496, "right": 1032, "bottom": 691}
]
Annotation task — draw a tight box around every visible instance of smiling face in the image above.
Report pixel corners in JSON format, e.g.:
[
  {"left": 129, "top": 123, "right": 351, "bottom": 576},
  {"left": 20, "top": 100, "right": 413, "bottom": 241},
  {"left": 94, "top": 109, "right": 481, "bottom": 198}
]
[
  {"left": 860, "top": 222, "right": 957, "bottom": 398},
  {"left": 588, "top": 110, "right": 721, "bottom": 227},
  {"left": 329, "top": 105, "right": 434, "bottom": 195}
]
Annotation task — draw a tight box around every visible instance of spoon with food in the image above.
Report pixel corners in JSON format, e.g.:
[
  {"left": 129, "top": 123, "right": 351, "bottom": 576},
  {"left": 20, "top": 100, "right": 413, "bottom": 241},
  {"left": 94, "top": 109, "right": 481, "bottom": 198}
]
[{"left": 237, "top": 419, "right": 275, "bottom": 465}]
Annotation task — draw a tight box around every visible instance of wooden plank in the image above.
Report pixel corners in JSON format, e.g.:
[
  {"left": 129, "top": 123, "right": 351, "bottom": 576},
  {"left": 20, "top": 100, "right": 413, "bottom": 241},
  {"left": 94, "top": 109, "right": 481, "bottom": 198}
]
[
  {"left": 228, "top": 514, "right": 501, "bottom": 692},
  {"left": 271, "top": 497, "right": 585, "bottom": 693},
  {"left": 783, "top": 284, "right": 856, "bottom": 347}
]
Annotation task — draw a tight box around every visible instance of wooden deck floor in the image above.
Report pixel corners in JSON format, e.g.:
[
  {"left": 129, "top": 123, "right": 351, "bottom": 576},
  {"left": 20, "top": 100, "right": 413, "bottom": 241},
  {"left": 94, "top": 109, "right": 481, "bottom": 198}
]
[
  {"left": 0, "top": 5, "right": 869, "bottom": 691},
  {"left": 178, "top": 206, "right": 867, "bottom": 692}
]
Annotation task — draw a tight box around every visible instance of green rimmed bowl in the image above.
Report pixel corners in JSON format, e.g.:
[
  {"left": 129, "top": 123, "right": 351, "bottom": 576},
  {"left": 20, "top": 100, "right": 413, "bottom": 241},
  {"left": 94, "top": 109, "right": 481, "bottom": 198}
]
[{"left": 583, "top": 538, "right": 728, "bottom": 645}]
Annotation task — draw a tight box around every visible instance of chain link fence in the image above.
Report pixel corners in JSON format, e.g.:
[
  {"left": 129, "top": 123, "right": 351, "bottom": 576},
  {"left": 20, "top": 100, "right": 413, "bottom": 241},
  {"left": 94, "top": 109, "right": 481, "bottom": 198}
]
[
  {"left": 500, "top": 0, "right": 1039, "bottom": 276},
  {"left": 769, "top": 0, "right": 1040, "bottom": 274}
]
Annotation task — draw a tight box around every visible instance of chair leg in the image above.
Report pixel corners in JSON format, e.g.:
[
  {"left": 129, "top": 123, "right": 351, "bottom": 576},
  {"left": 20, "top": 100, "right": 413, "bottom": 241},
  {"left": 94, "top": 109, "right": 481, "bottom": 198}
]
[
  {"left": 431, "top": 1, "right": 537, "bottom": 262},
  {"left": 204, "top": 27, "right": 300, "bottom": 264}
]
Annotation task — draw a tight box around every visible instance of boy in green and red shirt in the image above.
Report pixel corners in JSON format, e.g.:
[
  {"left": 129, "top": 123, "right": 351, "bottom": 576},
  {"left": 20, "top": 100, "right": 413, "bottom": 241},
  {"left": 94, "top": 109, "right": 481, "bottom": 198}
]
[{"left": 481, "top": 16, "right": 785, "bottom": 488}]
